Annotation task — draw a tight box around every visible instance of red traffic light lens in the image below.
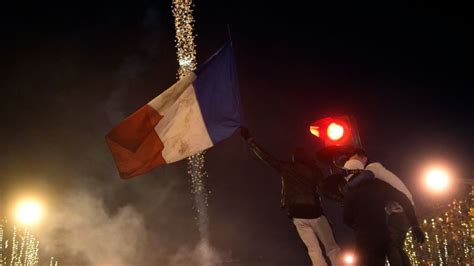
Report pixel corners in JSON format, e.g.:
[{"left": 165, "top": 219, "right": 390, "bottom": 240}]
[
  {"left": 327, "top": 122, "right": 344, "bottom": 141},
  {"left": 310, "top": 115, "right": 362, "bottom": 161}
]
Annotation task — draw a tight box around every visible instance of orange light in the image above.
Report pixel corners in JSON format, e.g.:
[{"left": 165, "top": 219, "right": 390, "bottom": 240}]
[
  {"left": 327, "top": 122, "right": 344, "bottom": 141},
  {"left": 344, "top": 254, "right": 354, "bottom": 264},
  {"left": 310, "top": 126, "right": 320, "bottom": 137},
  {"left": 341, "top": 251, "right": 356, "bottom": 265}
]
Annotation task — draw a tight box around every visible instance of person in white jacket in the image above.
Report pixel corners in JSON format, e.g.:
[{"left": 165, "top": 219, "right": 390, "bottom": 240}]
[{"left": 343, "top": 148, "right": 415, "bottom": 266}]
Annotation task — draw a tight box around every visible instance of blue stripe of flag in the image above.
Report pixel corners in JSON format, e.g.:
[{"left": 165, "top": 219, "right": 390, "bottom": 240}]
[{"left": 193, "top": 42, "right": 242, "bottom": 144}]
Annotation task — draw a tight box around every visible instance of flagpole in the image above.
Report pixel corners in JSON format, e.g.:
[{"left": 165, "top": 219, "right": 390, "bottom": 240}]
[{"left": 227, "top": 24, "right": 233, "bottom": 44}]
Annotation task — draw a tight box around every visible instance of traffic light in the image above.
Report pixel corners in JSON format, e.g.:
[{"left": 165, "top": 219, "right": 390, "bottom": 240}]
[{"left": 310, "top": 115, "right": 362, "bottom": 161}]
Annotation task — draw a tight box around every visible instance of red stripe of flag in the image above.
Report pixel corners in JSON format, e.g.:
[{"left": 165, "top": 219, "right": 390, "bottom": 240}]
[{"left": 105, "top": 105, "right": 166, "bottom": 179}]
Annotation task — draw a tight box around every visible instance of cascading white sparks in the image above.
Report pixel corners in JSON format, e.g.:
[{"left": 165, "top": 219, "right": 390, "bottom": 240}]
[
  {"left": 171, "top": 1, "right": 217, "bottom": 265},
  {"left": 7, "top": 226, "right": 40, "bottom": 266},
  {"left": 172, "top": 0, "right": 197, "bottom": 79}
]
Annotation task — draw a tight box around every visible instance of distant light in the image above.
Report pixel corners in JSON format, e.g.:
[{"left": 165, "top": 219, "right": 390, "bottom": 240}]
[
  {"left": 310, "top": 126, "right": 320, "bottom": 137},
  {"left": 425, "top": 168, "right": 450, "bottom": 192},
  {"left": 327, "top": 122, "right": 344, "bottom": 141},
  {"left": 343, "top": 252, "right": 355, "bottom": 265},
  {"left": 16, "top": 200, "right": 42, "bottom": 226}
]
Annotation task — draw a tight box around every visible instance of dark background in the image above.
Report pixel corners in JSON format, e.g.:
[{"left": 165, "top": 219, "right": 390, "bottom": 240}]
[{"left": 1, "top": 1, "right": 473, "bottom": 265}]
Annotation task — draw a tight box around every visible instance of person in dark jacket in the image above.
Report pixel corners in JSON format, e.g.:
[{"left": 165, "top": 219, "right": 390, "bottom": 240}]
[
  {"left": 240, "top": 127, "right": 340, "bottom": 266},
  {"left": 341, "top": 170, "right": 425, "bottom": 266}
]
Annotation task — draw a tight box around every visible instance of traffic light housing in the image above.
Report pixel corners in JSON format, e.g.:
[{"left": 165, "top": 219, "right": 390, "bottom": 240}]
[{"left": 310, "top": 115, "right": 362, "bottom": 161}]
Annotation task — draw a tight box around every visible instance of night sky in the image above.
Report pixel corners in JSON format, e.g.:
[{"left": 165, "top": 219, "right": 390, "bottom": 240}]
[{"left": 1, "top": 1, "right": 473, "bottom": 265}]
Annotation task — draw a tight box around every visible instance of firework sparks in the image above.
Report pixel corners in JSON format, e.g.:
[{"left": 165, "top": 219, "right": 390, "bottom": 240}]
[
  {"left": 172, "top": 0, "right": 197, "bottom": 79},
  {"left": 172, "top": 1, "right": 218, "bottom": 265}
]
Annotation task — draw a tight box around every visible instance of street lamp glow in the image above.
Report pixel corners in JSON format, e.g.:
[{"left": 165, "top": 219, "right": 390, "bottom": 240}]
[
  {"left": 342, "top": 252, "right": 356, "bottom": 265},
  {"left": 15, "top": 200, "right": 43, "bottom": 226},
  {"left": 343, "top": 254, "right": 354, "bottom": 264},
  {"left": 425, "top": 168, "right": 450, "bottom": 192}
]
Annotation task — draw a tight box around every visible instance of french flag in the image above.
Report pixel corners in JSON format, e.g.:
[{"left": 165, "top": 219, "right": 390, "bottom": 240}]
[{"left": 106, "top": 42, "right": 242, "bottom": 179}]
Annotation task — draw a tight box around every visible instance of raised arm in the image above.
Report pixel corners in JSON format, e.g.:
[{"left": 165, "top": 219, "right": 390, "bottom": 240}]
[{"left": 240, "top": 127, "right": 283, "bottom": 172}]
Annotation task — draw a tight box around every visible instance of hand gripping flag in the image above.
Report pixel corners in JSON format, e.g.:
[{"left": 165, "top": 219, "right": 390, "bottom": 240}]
[{"left": 106, "top": 42, "right": 241, "bottom": 179}]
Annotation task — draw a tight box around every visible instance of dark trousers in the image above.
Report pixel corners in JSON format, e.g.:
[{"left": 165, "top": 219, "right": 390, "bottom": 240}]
[
  {"left": 387, "top": 212, "right": 411, "bottom": 266},
  {"left": 355, "top": 231, "right": 389, "bottom": 266}
]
